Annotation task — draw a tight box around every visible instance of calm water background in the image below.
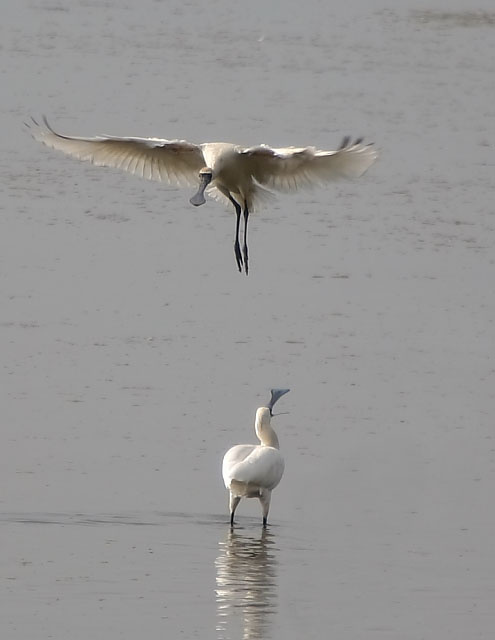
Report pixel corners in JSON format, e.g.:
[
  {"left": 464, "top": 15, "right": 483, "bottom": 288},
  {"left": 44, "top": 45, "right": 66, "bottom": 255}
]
[{"left": 2, "top": 1, "right": 495, "bottom": 638}]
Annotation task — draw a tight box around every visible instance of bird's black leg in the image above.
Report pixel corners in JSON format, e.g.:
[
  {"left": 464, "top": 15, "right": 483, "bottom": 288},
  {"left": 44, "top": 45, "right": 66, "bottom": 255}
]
[
  {"left": 217, "top": 187, "right": 244, "bottom": 274},
  {"left": 242, "top": 204, "right": 249, "bottom": 276},
  {"left": 260, "top": 491, "right": 271, "bottom": 528},
  {"left": 229, "top": 495, "right": 241, "bottom": 527},
  {"left": 228, "top": 196, "right": 243, "bottom": 273}
]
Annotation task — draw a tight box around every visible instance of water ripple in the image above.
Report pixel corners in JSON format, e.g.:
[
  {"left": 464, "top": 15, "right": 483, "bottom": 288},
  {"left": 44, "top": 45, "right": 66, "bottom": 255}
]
[{"left": 215, "top": 529, "right": 279, "bottom": 640}]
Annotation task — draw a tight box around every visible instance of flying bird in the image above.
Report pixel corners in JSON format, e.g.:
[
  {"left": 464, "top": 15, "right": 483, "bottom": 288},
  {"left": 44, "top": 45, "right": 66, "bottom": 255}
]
[
  {"left": 222, "top": 389, "right": 289, "bottom": 527},
  {"left": 27, "top": 117, "right": 377, "bottom": 274}
]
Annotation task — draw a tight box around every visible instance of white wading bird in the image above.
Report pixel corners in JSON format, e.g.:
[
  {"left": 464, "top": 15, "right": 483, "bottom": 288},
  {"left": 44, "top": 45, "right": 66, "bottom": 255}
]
[
  {"left": 27, "top": 117, "right": 377, "bottom": 274},
  {"left": 222, "top": 389, "right": 290, "bottom": 527}
]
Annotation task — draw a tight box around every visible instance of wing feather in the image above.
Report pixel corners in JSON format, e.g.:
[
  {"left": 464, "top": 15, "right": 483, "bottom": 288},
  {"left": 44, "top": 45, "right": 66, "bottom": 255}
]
[
  {"left": 27, "top": 116, "right": 205, "bottom": 188},
  {"left": 241, "top": 138, "right": 377, "bottom": 193},
  {"left": 222, "top": 445, "right": 284, "bottom": 491}
]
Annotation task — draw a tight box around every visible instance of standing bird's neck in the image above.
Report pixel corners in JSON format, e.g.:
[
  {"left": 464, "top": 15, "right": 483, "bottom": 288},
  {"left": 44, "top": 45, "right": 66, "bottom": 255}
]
[{"left": 255, "top": 408, "right": 280, "bottom": 449}]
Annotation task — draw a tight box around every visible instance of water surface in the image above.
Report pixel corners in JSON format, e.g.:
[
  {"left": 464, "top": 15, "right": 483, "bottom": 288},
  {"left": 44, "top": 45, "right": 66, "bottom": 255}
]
[{"left": 2, "top": 1, "right": 495, "bottom": 638}]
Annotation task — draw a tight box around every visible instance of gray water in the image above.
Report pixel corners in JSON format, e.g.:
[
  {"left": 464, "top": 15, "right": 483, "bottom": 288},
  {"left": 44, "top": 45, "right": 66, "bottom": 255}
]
[{"left": 2, "top": 1, "right": 495, "bottom": 638}]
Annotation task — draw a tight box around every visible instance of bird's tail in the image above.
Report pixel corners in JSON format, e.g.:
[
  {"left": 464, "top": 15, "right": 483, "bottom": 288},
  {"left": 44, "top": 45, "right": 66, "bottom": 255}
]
[{"left": 207, "top": 183, "right": 276, "bottom": 213}]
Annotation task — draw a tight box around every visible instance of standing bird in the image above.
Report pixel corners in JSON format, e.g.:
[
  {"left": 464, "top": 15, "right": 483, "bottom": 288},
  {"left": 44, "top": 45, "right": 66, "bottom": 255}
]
[
  {"left": 27, "top": 117, "right": 377, "bottom": 274},
  {"left": 222, "top": 389, "right": 290, "bottom": 527}
]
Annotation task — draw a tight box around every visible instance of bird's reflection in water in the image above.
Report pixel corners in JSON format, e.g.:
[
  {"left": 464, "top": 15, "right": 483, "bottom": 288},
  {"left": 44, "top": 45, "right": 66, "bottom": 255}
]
[{"left": 215, "top": 528, "right": 279, "bottom": 640}]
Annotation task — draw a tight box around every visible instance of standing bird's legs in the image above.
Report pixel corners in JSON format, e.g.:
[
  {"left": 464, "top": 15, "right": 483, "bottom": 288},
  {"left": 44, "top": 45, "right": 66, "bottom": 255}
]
[
  {"left": 259, "top": 490, "right": 272, "bottom": 528},
  {"left": 229, "top": 491, "right": 272, "bottom": 528},
  {"left": 242, "top": 204, "right": 249, "bottom": 276},
  {"left": 229, "top": 494, "right": 241, "bottom": 527}
]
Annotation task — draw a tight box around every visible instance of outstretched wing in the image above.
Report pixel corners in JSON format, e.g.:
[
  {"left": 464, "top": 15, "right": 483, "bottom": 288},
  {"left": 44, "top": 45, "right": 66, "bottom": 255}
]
[
  {"left": 26, "top": 116, "right": 205, "bottom": 187},
  {"left": 241, "top": 137, "right": 377, "bottom": 192}
]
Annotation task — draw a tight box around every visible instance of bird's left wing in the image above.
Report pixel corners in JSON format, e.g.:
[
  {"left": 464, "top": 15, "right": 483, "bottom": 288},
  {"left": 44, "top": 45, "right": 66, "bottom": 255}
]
[
  {"left": 26, "top": 117, "right": 205, "bottom": 187},
  {"left": 241, "top": 137, "right": 377, "bottom": 192}
]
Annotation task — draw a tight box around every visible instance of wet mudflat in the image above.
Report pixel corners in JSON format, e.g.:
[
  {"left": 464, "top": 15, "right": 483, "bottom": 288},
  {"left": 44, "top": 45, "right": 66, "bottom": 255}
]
[{"left": 2, "top": 1, "right": 495, "bottom": 638}]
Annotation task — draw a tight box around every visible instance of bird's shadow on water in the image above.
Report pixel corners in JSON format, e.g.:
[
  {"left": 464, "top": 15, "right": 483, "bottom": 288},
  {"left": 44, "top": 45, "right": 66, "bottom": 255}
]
[{"left": 215, "top": 527, "right": 280, "bottom": 640}]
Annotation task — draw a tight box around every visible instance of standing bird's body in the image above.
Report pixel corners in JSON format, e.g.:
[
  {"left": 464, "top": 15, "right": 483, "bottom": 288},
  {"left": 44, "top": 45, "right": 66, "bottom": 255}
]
[
  {"left": 27, "top": 117, "right": 378, "bottom": 274},
  {"left": 222, "top": 389, "right": 289, "bottom": 527}
]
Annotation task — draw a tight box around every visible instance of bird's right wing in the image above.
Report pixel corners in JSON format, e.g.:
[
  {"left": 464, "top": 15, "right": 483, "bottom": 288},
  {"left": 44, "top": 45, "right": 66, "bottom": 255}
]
[
  {"left": 26, "top": 117, "right": 205, "bottom": 187},
  {"left": 241, "top": 137, "right": 377, "bottom": 192}
]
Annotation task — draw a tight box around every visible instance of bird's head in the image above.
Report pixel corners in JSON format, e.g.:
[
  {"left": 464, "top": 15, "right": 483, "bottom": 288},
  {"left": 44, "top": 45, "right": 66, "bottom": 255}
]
[
  {"left": 255, "top": 396, "right": 288, "bottom": 448},
  {"left": 189, "top": 167, "right": 213, "bottom": 207},
  {"left": 256, "top": 406, "right": 272, "bottom": 424}
]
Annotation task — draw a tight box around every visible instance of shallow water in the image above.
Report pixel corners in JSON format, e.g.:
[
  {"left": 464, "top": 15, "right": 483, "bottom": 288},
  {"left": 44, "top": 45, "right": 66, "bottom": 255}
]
[{"left": 2, "top": 1, "right": 495, "bottom": 638}]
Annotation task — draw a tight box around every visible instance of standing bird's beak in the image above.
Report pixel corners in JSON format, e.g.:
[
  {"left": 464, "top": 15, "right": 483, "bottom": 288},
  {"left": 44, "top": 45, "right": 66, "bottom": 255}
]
[
  {"left": 190, "top": 169, "right": 212, "bottom": 207},
  {"left": 267, "top": 388, "right": 290, "bottom": 416}
]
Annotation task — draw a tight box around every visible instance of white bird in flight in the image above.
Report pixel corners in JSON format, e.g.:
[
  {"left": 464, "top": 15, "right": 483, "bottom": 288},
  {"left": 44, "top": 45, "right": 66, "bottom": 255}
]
[
  {"left": 27, "top": 117, "right": 377, "bottom": 274},
  {"left": 222, "top": 389, "right": 289, "bottom": 527}
]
